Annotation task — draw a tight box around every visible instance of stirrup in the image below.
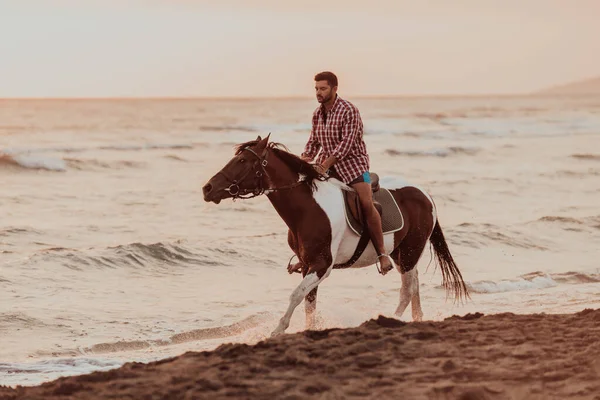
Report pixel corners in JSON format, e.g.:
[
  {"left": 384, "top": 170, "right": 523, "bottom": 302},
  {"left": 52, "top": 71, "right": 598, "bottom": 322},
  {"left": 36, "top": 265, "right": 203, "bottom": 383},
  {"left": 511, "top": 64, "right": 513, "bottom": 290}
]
[{"left": 376, "top": 253, "right": 395, "bottom": 275}]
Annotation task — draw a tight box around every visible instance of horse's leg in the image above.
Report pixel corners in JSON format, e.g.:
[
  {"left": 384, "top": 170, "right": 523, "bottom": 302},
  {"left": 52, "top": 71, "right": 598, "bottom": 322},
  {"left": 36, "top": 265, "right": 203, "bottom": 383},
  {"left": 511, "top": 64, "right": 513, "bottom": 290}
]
[
  {"left": 394, "top": 267, "right": 417, "bottom": 319},
  {"left": 393, "top": 233, "right": 428, "bottom": 321},
  {"left": 305, "top": 286, "right": 318, "bottom": 329},
  {"left": 288, "top": 264, "right": 319, "bottom": 328},
  {"left": 271, "top": 265, "right": 331, "bottom": 337},
  {"left": 410, "top": 267, "right": 423, "bottom": 321}
]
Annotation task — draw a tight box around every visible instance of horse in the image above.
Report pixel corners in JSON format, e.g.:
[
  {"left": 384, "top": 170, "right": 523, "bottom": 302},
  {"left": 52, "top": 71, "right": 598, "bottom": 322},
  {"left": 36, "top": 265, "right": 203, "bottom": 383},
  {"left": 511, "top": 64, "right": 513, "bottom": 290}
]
[{"left": 202, "top": 134, "right": 469, "bottom": 337}]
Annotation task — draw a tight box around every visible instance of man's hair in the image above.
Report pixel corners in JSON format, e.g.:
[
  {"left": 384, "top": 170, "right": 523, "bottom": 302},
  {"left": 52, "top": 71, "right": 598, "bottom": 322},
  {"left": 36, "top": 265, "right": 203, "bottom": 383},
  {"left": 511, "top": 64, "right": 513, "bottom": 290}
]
[{"left": 314, "top": 71, "right": 338, "bottom": 88}]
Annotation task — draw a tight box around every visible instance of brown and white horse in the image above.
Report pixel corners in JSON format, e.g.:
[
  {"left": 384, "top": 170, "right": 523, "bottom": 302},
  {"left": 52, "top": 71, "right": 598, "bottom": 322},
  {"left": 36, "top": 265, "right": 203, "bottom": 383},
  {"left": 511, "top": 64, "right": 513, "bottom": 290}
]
[{"left": 202, "top": 135, "right": 469, "bottom": 336}]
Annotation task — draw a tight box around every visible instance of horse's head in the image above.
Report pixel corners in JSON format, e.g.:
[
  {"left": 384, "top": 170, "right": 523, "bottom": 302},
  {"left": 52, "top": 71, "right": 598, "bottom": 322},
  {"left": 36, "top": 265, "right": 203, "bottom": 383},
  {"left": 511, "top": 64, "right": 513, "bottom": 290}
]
[{"left": 202, "top": 134, "right": 271, "bottom": 204}]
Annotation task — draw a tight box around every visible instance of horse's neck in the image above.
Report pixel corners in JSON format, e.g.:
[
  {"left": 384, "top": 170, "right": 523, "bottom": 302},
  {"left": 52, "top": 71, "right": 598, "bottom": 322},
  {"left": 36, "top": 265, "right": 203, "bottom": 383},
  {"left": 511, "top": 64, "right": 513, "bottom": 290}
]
[{"left": 264, "top": 157, "right": 319, "bottom": 232}]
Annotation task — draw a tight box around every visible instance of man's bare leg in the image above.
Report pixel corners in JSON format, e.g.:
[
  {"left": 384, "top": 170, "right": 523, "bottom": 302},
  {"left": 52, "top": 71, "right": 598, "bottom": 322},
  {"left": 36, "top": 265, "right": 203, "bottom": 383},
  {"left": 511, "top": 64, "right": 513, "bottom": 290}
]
[{"left": 351, "top": 182, "right": 394, "bottom": 274}]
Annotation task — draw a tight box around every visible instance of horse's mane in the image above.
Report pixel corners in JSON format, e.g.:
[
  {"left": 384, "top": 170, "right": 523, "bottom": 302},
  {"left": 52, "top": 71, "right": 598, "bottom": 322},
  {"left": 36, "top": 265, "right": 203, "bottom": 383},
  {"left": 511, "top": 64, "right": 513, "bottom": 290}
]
[{"left": 234, "top": 139, "right": 328, "bottom": 191}]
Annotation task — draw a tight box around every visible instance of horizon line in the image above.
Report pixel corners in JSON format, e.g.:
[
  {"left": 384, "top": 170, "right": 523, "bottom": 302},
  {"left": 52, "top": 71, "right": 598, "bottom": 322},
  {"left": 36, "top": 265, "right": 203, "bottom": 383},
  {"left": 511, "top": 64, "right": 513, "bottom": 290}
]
[{"left": 1, "top": 91, "right": 567, "bottom": 101}]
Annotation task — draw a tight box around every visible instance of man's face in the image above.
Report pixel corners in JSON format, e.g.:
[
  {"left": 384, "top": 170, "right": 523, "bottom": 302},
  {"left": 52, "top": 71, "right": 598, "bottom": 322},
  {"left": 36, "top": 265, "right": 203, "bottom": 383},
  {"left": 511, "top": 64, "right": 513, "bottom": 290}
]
[{"left": 315, "top": 80, "right": 336, "bottom": 103}]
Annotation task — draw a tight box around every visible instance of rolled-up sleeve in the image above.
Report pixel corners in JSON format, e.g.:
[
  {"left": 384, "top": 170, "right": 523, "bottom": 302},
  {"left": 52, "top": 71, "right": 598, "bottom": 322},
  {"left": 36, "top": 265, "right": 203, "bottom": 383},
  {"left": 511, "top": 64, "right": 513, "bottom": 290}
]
[
  {"left": 301, "top": 112, "right": 321, "bottom": 160},
  {"left": 332, "top": 108, "right": 360, "bottom": 160}
]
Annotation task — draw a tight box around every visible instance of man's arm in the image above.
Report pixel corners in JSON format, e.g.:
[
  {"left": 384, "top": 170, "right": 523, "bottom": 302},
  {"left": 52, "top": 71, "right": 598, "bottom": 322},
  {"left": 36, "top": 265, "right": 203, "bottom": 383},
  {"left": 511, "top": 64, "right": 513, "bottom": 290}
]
[
  {"left": 319, "top": 155, "right": 338, "bottom": 172},
  {"left": 301, "top": 113, "right": 321, "bottom": 162}
]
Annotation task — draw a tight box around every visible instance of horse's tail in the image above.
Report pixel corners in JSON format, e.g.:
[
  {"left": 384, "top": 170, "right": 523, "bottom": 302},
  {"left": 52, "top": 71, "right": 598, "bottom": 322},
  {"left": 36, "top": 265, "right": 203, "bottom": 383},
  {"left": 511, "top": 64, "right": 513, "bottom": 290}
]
[{"left": 429, "top": 219, "right": 470, "bottom": 303}]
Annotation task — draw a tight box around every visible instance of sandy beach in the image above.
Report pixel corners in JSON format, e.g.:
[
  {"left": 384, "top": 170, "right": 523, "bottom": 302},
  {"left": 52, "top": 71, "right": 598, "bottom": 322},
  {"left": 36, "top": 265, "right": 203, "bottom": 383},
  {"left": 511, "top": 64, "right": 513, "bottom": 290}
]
[{"left": 1, "top": 308, "right": 599, "bottom": 399}]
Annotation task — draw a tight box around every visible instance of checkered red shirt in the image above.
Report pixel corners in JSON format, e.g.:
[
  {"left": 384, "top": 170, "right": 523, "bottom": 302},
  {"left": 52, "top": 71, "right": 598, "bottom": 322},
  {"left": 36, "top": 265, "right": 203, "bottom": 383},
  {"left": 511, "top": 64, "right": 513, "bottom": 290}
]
[{"left": 301, "top": 95, "right": 370, "bottom": 184}]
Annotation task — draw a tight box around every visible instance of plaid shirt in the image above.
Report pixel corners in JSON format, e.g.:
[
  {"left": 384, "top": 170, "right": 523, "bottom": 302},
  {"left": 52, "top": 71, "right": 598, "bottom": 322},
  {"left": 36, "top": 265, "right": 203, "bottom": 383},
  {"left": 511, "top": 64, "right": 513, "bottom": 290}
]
[{"left": 301, "top": 95, "right": 370, "bottom": 184}]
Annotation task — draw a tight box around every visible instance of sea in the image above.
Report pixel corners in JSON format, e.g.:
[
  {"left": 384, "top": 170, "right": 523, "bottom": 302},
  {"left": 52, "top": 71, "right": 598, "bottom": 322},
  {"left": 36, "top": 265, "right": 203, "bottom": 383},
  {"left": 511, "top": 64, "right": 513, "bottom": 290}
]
[{"left": 1, "top": 95, "right": 599, "bottom": 386}]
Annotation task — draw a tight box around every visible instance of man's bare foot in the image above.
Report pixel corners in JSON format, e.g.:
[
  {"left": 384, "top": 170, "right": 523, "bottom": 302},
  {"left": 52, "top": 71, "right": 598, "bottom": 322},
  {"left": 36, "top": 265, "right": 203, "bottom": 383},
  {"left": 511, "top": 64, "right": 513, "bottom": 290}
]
[
  {"left": 287, "top": 262, "right": 303, "bottom": 274},
  {"left": 377, "top": 254, "right": 394, "bottom": 275}
]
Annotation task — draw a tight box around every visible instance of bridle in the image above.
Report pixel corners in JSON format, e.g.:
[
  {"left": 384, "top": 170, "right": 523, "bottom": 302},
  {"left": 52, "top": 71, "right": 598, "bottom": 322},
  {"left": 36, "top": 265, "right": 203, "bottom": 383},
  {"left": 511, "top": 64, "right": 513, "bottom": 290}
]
[{"left": 216, "top": 146, "right": 305, "bottom": 201}]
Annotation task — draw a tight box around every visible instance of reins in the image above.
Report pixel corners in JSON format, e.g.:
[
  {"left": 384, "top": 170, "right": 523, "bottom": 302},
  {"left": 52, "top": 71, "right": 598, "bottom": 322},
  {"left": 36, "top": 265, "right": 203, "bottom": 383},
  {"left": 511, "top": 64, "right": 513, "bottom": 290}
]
[{"left": 217, "top": 147, "right": 306, "bottom": 201}]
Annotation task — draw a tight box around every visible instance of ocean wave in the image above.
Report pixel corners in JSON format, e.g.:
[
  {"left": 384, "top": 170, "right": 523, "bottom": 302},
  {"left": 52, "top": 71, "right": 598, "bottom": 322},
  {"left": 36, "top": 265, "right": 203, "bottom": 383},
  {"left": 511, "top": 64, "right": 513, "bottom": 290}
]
[
  {"left": 25, "top": 241, "right": 256, "bottom": 272},
  {"left": 571, "top": 153, "right": 600, "bottom": 161},
  {"left": 548, "top": 271, "right": 600, "bottom": 284},
  {"left": 450, "top": 223, "right": 550, "bottom": 250},
  {"left": 0, "top": 154, "right": 66, "bottom": 171},
  {"left": 0, "top": 358, "right": 120, "bottom": 375},
  {"left": 438, "top": 115, "right": 600, "bottom": 138},
  {"left": 0, "top": 227, "right": 42, "bottom": 237},
  {"left": 1, "top": 153, "right": 147, "bottom": 173},
  {"left": 535, "top": 216, "right": 584, "bottom": 224},
  {"left": 413, "top": 112, "right": 451, "bottom": 120},
  {"left": 164, "top": 154, "right": 188, "bottom": 162},
  {"left": 0, "top": 313, "right": 47, "bottom": 330},
  {"left": 467, "top": 275, "right": 557, "bottom": 294},
  {"left": 3, "top": 142, "right": 196, "bottom": 158},
  {"left": 0, "top": 358, "right": 122, "bottom": 387},
  {"left": 197, "top": 123, "right": 310, "bottom": 134},
  {"left": 3, "top": 145, "right": 88, "bottom": 154},
  {"left": 529, "top": 215, "right": 600, "bottom": 230},
  {"left": 108, "top": 242, "right": 222, "bottom": 268},
  {"left": 467, "top": 270, "right": 600, "bottom": 294},
  {"left": 98, "top": 143, "right": 194, "bottom": 151},
  {"left": 384, "top": 146, "right": 480, "bottom": 158},
  {"left": 197, "top": 125, "right": 258, "bottom": 133},
  {"left": 64, "top": 158, "right": 146, "bottom": 170},
  {"left": 40, "top": 312, "right": 272, "bottom": 358},
  {"left": 547, "top": 168, "right": 600, "bottom": 178}
]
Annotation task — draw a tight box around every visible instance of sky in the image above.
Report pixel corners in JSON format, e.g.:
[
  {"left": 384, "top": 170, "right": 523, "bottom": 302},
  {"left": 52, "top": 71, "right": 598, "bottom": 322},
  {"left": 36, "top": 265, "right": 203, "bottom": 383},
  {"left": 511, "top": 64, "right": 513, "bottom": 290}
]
[{"left": 0, "top": 0, "right": 599, "bottom": 98}]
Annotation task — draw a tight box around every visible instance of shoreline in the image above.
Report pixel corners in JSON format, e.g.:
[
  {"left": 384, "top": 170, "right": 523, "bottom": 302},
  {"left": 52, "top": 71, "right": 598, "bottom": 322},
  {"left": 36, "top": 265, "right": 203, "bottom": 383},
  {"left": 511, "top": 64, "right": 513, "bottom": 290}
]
[{"left": 1, "top": 308, "right": 599, "bottom": 399}]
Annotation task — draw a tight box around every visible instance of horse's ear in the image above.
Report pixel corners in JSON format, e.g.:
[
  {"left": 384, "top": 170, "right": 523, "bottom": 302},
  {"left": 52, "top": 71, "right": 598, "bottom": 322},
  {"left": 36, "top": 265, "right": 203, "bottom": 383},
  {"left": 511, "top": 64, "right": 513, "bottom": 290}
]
[
  {"left": 256, "top": 135, "right": 262, "bottom": 141},
  {"left": 256, "top": 133, "right": 270, "bottom": 156}
]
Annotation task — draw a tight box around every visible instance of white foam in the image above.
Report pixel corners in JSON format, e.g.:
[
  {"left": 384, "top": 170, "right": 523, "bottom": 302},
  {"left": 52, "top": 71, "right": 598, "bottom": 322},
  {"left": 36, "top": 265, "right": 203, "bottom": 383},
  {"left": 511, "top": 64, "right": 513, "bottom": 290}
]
[
  {"left": 468, "top": 275, "right": 558, "bottom": 294},
  {"left": 11, "top": 155, "right": 67, "bottom": 171},
  {"left": 0, "top": 358, "right": 123, "bottom": 387}
]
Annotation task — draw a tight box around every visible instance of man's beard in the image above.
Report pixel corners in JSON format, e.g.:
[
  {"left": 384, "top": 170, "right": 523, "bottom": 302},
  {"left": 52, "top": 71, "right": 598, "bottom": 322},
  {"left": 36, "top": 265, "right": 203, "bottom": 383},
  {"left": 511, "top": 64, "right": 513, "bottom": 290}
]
[{"left": 317, "top": 94, "right": 331, "bottom": 103}]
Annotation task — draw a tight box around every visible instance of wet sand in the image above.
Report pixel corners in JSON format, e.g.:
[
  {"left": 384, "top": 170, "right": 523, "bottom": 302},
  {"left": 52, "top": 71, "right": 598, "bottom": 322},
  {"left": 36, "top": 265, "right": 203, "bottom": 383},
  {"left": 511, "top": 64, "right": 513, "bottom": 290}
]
[{"left": 1, "top": 308, "right": 599, "bottom": 400}]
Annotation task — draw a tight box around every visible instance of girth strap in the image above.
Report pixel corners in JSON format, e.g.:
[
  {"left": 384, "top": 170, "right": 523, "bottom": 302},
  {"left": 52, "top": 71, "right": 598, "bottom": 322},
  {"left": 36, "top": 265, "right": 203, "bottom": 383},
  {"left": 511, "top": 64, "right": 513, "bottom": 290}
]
[{"left": 333, "top": 227, "right": 371, "bottom": 269}]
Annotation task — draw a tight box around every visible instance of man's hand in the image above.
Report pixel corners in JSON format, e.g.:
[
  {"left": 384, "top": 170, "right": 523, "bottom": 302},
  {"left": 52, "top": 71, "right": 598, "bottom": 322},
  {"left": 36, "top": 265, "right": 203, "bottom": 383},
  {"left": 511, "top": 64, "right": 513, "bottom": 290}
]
[
  {"left": 313, "top": 164, "right": 327, "bottom": 175},
  {"left": 320, "top": 155, "right": 337, "bottom": 172}
]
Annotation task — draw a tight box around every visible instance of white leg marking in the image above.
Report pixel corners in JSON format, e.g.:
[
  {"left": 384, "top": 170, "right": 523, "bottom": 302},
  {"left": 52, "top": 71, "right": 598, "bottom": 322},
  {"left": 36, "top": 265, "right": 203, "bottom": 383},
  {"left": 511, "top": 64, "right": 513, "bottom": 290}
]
[
  {"left": 271, "top": 267, "right": 331, "bottom": 336},
  {"left": 394, "top": 268, "right": 418, "bottom": 318},
  {"left": 411, "top": 268, "right": 423, "bottom": 321}
]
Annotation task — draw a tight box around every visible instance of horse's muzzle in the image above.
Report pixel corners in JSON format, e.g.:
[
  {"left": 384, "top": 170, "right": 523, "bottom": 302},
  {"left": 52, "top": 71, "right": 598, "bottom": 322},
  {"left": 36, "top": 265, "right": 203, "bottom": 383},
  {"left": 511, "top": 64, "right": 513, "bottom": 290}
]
[{"left": 202, "top": 182, "right": 221, "bottom": 204}]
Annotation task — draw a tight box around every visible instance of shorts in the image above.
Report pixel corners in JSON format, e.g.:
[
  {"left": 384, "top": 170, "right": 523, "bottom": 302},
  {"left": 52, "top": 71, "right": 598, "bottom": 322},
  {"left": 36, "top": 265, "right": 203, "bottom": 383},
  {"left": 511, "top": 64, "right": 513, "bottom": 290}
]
[{"left": 349, "top": 171, "right": 371, "bottom": 185}]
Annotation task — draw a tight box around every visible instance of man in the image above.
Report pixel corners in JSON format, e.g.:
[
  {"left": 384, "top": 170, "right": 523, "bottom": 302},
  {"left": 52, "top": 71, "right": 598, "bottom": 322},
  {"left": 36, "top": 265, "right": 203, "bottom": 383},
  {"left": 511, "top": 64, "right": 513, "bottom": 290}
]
[{"left": 300, "top": 71, "right": 395, "bottom": 274}]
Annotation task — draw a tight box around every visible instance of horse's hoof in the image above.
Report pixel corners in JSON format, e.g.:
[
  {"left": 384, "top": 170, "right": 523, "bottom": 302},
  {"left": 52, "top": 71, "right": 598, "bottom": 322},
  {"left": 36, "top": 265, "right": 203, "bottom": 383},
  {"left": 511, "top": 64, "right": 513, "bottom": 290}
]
[
  {"left": 270, "top": 328, "right": 284, "bottom": 337},
  {"left": 412, "top": 313, "right": 423, "bottom": 322}
]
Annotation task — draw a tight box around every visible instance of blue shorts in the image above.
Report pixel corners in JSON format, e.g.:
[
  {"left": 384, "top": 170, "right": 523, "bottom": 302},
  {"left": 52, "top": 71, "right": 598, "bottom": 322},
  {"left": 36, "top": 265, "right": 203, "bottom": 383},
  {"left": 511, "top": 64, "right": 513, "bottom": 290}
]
[{"left": 350, "top": 171, "right": 371, "bottom": 184}]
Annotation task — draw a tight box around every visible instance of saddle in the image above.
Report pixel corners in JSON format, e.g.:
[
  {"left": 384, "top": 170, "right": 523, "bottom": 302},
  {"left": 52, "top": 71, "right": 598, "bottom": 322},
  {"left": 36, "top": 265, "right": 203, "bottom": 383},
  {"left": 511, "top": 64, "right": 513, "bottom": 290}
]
[
  {"left": 324, "top": 171, "right": 403, "bottom": 268},
  {"left": 342, "top": 172, "right": 383, "bottom": 234}
]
